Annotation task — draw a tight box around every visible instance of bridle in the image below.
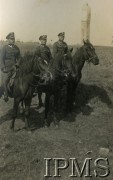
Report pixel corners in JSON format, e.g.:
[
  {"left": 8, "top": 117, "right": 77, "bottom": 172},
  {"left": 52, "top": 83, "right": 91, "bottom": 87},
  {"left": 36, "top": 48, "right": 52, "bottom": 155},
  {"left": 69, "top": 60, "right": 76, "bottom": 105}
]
[
  {"left": 86, "top": 55, "right": 97, "bottom": 64},
  {"left": 57, "top": 53, "right": 72, "bottom": 77},
  {"left": 30, "top": 56, "right": 53, "bottom": 87},
  {"left": 83, "top": 45, "right": 97, "bottom": 64}
]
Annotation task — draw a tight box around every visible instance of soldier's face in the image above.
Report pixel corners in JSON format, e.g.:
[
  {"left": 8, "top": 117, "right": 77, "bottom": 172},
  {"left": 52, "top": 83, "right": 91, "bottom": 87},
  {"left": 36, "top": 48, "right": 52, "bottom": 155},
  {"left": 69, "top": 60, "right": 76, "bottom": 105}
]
[
  {"left": 40, "top": 39, "right": 47, "bottom": 45},
  {"left": 8, "top": 38, "right": 15, "bottom": 45},
  {"left": 58, "top": 36, "right": 64, "bottom": 41}
]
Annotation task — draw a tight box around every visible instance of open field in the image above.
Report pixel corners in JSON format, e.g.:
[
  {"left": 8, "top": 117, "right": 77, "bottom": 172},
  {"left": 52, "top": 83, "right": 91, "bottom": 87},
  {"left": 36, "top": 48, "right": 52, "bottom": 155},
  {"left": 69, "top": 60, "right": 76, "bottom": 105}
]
[{"left": 0, "top": 44, "right": 113, "bottom": 179}]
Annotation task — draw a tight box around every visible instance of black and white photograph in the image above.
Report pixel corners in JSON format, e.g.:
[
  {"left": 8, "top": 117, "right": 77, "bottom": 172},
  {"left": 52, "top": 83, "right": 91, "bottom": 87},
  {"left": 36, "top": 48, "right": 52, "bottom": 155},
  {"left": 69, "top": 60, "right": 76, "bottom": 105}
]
[{"left": 0, "top": 0, "right": 113, "bottom": 179}]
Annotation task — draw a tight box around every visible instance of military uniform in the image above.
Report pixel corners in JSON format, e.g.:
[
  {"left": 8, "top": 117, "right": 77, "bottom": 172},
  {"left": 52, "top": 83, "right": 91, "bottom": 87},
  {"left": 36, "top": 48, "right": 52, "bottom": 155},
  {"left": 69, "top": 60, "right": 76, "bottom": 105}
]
[
  {"left": 0, "top": 32, "right": 20, "bottom": 101},
  {"left": 53, "top": 32, "right": 68, "bottom": 58},
  {"left": 35, "top": 44, "right": 52, "bottom": 64},
  {"left": 53, "top": 41, "right": 68, "bottom": 58},
  {"left": 35, "top": 35, "right": 52, "bottom": 64},
  {"left": 0, "top": 44, "right": 20, "bottom": 72}
]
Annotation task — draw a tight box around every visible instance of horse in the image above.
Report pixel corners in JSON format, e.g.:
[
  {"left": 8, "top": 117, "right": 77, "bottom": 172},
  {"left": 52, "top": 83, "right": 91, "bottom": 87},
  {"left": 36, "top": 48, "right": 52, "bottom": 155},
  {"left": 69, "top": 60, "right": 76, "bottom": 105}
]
[
  {"left": 66, "top": 39, "right": 99, "bottom": 112},
  {"left": 37, "top": 49, "right": 73, "bottom": 127},
  {"left": 8, "top": 52, "right": 48, "bottom": 131},
  {"left": 37, "top": 48, "right": 73, "bottom": 108}
]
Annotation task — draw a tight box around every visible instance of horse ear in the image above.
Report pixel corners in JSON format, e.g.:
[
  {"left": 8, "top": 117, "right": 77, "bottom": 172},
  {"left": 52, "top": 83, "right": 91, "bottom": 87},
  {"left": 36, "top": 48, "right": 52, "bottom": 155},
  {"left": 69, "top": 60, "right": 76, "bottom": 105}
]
[
  {"left": 86, "top": 39, "right": 90, "bottom": 43},
  {"left": 83, "top": 39, "right": 86, "bottom": 44},
  {"left": 70, "top": 48, "right": 73, "bottom": 53}
]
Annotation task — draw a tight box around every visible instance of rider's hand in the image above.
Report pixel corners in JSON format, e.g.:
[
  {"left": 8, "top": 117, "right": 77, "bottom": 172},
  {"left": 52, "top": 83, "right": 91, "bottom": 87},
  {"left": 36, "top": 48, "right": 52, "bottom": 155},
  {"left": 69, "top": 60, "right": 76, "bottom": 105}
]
[{"left": 1, "top": 67, "right": 7, "bottom": 73}]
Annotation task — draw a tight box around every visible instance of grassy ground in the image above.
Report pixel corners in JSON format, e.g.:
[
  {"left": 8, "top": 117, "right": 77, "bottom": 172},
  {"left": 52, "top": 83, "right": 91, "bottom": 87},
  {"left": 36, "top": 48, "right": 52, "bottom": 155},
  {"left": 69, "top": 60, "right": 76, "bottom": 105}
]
[{"left": 0, "top": 45, "right": 113, "bottom": 179}]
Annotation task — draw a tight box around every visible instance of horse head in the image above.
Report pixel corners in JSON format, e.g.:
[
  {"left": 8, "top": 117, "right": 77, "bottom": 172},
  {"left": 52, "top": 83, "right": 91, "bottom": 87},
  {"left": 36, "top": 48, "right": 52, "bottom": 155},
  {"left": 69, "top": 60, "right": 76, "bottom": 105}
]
[
  {"left": 83, "top": 39, "right": 99, "bottom": 65},
  {"left": 33, "top": 56, "right": 52, "bottom": 85},
  {"left": 58, "top": 48, "right": 74, "bottom": 80}
]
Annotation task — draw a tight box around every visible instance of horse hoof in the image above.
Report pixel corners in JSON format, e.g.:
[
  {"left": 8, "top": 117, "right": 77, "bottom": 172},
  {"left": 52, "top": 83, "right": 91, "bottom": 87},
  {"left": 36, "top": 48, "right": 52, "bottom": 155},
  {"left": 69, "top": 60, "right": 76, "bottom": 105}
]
[
  {"left": 3, "top": 95, "right": 9, "bottom": 102},
  {"left": 55, "top": 124, "right": 59, "bottom": 129},
  {"left": 44, "top": 122, "right": 49, "bottom": 128},
  {"left": 44, "top": 124, "right": 48, "bottom": 129},
  {"left": 10, "top": 126, "right": 14, "bottom": 132},
  {"left": 25, "top": 126, "right": 31, "bottom": 131}
]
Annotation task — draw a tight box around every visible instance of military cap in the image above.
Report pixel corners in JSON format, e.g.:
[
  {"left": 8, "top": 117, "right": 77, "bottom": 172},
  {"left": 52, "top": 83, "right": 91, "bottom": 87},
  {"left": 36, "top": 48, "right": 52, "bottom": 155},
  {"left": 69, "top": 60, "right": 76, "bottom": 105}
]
[
  {"left": 6, "top": 32, "right": 15, "bottom": 39},
  {"left": 58, "top": 32, "right": 65, "bottom": 37},
  {"left": 39, "top": 35, "right": 47, "bottom": 40}
]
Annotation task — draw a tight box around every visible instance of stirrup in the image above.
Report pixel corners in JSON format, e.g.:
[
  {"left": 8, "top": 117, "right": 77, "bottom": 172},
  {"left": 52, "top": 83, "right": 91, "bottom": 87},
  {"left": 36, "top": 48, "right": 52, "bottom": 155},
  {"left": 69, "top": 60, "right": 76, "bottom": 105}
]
[{"left": 3, "top": 94, "right": 9, "bottom": 102}]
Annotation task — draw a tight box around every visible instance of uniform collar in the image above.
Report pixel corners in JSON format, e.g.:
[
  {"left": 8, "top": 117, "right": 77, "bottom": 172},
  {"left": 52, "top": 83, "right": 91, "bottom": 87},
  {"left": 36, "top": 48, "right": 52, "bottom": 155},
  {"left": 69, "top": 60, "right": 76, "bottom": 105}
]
[
  {"left": 58, "top": 40, "right": 64, "bottom": 44},
  {"left": 8, "top": 44, "right": 14, "bottom": 48},
  {"left": 40, "top": 44, "right": 46, "bottom": 47}
]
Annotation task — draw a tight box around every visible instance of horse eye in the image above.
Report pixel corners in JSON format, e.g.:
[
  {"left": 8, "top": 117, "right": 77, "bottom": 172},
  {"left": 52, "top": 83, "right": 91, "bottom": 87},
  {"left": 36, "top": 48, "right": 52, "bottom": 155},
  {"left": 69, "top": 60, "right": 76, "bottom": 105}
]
[{"left": 90, "top": 47, "right": 93, "bottom": 50}]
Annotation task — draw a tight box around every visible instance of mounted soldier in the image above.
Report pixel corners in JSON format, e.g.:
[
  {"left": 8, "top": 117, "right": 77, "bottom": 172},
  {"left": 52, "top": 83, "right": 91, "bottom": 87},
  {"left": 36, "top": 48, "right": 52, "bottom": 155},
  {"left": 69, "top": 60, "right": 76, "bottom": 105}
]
[
  {"left": 34, "top": 35, "right": 53, "bottom": 65},
  {"left": 0, "top": 32, "right": 21, "bottom": 102},
  {"left": 53, "top": 32, "right": 68, "bottom": 59},
  {"left": 34, "top": 35, "right": 53, "bottom": 107}
]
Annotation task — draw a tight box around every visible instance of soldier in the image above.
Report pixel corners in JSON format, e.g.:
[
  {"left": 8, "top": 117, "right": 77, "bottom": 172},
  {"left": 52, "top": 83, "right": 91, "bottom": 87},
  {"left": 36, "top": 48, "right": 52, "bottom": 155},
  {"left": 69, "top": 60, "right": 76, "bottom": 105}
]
[
  {"left": 0, "top": 32, "right": 21, "bottom": 102},
  {"left": 34, "top": 35, "right": 53, "bottom": 107},
  {"left": 53, "top": 32, "right": 68, "bottom": 58},
  {"left": 34, "top": 35, "right": 53, "bottom": 64}
]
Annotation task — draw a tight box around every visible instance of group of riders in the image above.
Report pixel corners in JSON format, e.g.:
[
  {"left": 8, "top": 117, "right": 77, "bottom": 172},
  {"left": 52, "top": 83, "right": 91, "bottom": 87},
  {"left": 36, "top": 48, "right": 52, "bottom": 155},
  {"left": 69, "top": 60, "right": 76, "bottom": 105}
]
[
  {"left": 0, "top": 31, "right": 68, "bottom": 102},
  {"left": 0, "top": 31, "right": 100, "bottom": 130}
]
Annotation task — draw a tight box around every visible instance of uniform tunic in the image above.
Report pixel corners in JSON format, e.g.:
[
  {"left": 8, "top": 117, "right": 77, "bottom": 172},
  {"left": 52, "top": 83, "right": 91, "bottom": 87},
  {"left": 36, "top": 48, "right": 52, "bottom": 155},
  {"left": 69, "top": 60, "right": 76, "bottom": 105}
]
[
  {"left": 35, "top": 45, "right": 52, "bottom": 64},
  {"left": 53, "top": 41, "right": 68, "bottom": 58},
  {"left": 0, "top": 44, "right": 20, "bottom": 87},
  {"left": 0, "top": 44, "right": 20, "bottom": 72}
]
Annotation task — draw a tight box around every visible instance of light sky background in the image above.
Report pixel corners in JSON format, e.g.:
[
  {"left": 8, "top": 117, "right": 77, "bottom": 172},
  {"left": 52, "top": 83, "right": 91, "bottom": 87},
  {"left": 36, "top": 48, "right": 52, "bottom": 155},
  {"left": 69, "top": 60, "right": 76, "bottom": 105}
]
[{"left": 0, "top": 0, "right": 113, "bottom": 45}]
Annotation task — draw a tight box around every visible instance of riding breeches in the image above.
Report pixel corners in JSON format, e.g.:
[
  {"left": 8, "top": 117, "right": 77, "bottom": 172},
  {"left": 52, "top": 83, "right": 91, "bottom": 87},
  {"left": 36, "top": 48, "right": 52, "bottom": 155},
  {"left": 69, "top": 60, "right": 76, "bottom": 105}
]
[{"left": 1, "top": 71, "right": 11, "bottom": 94}]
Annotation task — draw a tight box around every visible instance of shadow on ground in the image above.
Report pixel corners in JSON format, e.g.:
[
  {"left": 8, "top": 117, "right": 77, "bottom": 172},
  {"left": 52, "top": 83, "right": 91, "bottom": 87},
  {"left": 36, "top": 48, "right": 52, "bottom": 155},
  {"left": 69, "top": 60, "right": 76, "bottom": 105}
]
[
  {"left": 76, "top": 83, "right": 112, "bottom": 108},
  {"left": 0, "top": 83, "right": 112, "bottom": 130}
]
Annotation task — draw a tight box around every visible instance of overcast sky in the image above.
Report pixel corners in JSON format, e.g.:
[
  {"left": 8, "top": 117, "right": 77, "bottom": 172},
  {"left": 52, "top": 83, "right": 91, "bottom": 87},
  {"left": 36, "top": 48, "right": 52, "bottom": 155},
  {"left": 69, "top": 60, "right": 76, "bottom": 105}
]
[{"left": 0, "top": 0, "right": 113, "bottom": 45}]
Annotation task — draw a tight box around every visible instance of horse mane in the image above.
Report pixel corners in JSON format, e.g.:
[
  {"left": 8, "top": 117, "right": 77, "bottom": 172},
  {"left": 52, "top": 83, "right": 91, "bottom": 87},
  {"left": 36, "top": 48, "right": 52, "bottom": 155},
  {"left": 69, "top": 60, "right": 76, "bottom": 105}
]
[
  {"left": 51, "top": 52, "right": 64, "bottom": 70},
  {"left": 73, "top": 46, "right": 84, "bottom": 63},
  {"left": 19, "top": 51, "right": 34, "bottom": 74}
]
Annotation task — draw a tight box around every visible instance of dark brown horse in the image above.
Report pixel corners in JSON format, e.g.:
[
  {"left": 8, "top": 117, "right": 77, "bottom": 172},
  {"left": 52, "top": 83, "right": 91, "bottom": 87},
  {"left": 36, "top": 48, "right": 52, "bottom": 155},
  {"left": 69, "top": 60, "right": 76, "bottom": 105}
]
[
  {"left": 9, "top": 52, "right": 48, "bottom": 131},
  {"left": 37, "top": 49, "right": 73, "bottom": 127},
  {"left": 66, "top": 40, "right": 99, "bottom": 112}
]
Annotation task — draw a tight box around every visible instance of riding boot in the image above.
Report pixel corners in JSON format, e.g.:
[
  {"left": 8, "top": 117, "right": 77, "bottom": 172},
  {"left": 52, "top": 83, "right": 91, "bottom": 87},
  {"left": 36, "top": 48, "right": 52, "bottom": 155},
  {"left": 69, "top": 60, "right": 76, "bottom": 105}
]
[
  {"left": 33, "top": 88, "right": 37, "bottom": 97},
  {"left": 3, "top": 83, "right": 9, "bottom": 102},
  {"left": 3, "top": 92, "right": 9, "bottom": 102},
  {"left": 0, "top": 86, "right": 3, "bottom": 98}
]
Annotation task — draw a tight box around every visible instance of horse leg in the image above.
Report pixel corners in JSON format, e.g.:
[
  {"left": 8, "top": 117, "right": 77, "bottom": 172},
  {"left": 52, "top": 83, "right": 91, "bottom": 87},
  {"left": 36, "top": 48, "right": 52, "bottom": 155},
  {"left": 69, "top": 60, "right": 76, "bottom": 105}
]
[
  {"left": 66, "top": 82, "right": 72, "bottom": 113},
  {"left": 19, "top": 100, "right": 24, "bottom": 114},
  {"left": 70, "top": 83, "right": 75, "bottom": 111},
  {"left": 10, "top": 98, "right": 20, "bottom": 131},
  {"left": 44, "top": 93, "right": 50, "bottom": 127},
  {"left": 73, "top": 80, "right": 80, "bottom": 106},
  {"left": 53, "top": 91, "right": 59, "bottom": 128},
  {"left": 24, "top": 98, "right": 32, "bottom": 131},
  {"left": 37, "top": 89, "right": 43, "bottom": 108},
  {"left": 66, "top": 80, "right": 78, "bottom": 113}
]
